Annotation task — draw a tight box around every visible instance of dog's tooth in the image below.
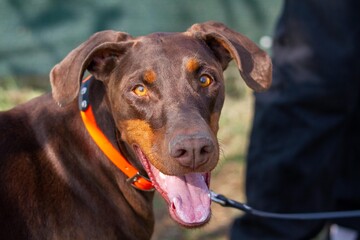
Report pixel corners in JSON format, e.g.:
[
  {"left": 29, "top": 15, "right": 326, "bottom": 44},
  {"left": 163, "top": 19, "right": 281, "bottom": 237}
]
[{"left": 159, "top": 172, "right": 167, "bottom": 180}]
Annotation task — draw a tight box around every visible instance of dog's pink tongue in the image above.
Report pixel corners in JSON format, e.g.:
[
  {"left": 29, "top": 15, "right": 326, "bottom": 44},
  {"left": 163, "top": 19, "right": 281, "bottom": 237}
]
[{"left": 152, "top": 167, "right": 211, "bottom": 224}]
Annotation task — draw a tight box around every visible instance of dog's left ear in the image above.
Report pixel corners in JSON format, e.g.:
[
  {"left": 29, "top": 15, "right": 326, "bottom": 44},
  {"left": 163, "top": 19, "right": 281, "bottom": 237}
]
[
  {"left": 188, "top": 21, "right": 272, "bottom": 92},
  {"left": 50, "top": 30, "right": 133, "bottom": 107}
]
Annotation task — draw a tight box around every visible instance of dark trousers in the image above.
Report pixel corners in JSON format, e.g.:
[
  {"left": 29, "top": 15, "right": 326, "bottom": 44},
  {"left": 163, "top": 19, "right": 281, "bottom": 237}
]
[{"left": 231, "top": 0, "right": 360, "bottom": 239}]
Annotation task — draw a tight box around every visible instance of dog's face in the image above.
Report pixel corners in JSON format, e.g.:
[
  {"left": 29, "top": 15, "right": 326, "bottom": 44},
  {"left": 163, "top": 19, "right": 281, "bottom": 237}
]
[
  {"left": 50, "top": 22, "right": 272, "bottom": 227},
  {"left": 109, "top": 33, "right": 224, "bottom": 173},
  {"left": 108, "top": 34, "right": 224, "bottom": 226}
]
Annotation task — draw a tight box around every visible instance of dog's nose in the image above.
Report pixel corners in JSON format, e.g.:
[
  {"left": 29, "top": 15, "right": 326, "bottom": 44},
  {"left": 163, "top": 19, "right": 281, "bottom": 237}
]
[{"left": 170, "top": 134, "right": 215, "bottom": 169}]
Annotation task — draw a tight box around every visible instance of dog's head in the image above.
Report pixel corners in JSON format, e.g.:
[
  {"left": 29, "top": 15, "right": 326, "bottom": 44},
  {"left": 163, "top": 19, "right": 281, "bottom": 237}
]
[{"left": 50, "top": 21, "right": 271, "bottom": 227}]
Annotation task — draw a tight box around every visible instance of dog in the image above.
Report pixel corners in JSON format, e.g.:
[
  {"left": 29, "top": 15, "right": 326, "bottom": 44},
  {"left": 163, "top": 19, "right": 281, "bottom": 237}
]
[{"left": 0, "top": 21, "right": 271, "bottom": 239}]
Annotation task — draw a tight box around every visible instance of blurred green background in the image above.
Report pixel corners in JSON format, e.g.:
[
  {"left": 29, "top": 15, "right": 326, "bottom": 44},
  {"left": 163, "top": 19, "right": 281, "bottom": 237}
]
[
  {"left": 0, "top": 0, "right": 281, "bottom": 78},
  {"left": 0, "top": 1, "right": 282, "bottom": 239}
]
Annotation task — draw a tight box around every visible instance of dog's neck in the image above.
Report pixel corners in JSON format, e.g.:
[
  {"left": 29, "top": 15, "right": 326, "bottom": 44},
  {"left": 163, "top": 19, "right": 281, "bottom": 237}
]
[
  {"left": 86, "top": 78, "right": 150, "bottom": 177},
  {"left": 75, "top": 79, "right": 155, "bottom": 228}
]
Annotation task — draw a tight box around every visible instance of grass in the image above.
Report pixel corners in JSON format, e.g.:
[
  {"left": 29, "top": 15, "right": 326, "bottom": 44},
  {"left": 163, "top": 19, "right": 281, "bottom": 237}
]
[
  {"left": 0, "top": 76, "right": 46, "bottom": 110},
  {"left": 0, "top": 63, "right": 253, "bottom": 240}
]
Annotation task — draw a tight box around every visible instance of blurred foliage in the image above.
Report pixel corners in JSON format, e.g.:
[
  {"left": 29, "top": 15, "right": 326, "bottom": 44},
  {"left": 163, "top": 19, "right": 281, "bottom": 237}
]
[
  {"left": 0, "top": 0, "right": 282, "bottom": 77},
  {"left": 224, "top": 62, "right": 247, "bottom": 99},
  {"left": 0, "top": 77, "right": 44, "bottom": 110}
]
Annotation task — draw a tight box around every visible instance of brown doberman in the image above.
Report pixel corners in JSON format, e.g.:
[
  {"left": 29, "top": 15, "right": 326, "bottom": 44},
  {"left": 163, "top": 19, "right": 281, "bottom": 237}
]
[{"left": 0, "top": 21, "right": 271, "bottom": 239}]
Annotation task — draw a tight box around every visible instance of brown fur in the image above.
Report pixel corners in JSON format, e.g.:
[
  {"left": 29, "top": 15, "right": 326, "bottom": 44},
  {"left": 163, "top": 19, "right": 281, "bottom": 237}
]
[{"left": 0, "top": 21, "right": 271, "bottom": 239}]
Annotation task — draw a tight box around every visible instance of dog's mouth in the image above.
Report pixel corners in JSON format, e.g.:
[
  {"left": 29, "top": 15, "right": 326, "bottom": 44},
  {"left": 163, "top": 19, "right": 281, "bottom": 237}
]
[{"left": 133, "top": 145, "right": 211, "bottom": 227}]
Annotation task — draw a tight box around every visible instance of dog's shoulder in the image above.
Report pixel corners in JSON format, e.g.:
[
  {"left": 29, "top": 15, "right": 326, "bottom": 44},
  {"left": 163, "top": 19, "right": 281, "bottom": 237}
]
[{"left": 0, "top": 93, "right": 58, "bottom": 167}]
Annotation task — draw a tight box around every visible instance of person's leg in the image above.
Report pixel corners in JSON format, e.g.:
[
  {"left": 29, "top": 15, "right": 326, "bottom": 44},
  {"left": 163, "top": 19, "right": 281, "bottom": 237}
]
[
  {"left": 331, "top": 73, "right": 360, "bottom": 238},
  {"left": 230, "top": 0, "right": 360, "bottom": 238},
  {"left": 230, "top": 65, "right": 347, "bottom": 239}
]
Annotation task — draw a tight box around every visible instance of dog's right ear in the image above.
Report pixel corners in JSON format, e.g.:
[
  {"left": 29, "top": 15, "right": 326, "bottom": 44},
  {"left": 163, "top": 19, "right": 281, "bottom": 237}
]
[{"left": 50, "top": 31, "right": 133, "bottom": 107}]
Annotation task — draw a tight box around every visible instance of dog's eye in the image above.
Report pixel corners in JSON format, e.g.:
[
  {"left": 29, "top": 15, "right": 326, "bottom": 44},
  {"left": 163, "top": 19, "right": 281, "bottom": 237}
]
[
  {"left": 133, "top": 85, "right": 148, "bottom": 96},
  {"left": 198, "top": 75, "right": 213, "bottom": 88}
]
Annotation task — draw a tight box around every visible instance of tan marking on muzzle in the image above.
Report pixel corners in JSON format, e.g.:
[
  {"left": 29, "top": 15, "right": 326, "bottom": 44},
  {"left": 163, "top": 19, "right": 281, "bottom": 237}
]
[
  {"left": 121, "top": 120, "right": 154, "bottom": 149},
  {"left": 119, "top": 119, "right": 161, "bottom": 166},
  {"left": 210, "top": 112, "right": 221, "bottom": 135}
]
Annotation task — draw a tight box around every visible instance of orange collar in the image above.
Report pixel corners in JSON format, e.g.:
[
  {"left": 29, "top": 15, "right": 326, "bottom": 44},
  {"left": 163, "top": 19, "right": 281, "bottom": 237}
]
[{"left": 79, "top": 76, "right": 154, "bottom": 191}]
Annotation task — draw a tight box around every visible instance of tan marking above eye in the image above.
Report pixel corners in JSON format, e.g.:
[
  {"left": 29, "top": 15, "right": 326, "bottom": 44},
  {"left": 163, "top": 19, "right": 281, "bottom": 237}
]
[
  {"left": 143, "top": 69, "right": 157, "bottom": 84},
  {"left": 186, "top": 58, "right": 200, "bottom": 73},
  {"left": 133, "top": 85, "right": 148, "bottom": 96},
  {"left": 199, "top": 74, "right": 213, "bottom": 87}
]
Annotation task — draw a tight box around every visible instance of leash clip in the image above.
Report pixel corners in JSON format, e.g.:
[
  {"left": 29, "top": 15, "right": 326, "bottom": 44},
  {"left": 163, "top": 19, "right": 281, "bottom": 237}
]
[
  {"left": 210, "top": 191, "right": 227, "bottom": 206},
  {"left": 127, "top": 172, "right": 154, "bottom": 192}
]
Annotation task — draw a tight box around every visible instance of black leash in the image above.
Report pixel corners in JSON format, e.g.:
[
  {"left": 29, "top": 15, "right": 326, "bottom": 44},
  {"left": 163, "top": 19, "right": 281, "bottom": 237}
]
[{"left": 210, "top": 191, "right": 360, "bottom": 220}]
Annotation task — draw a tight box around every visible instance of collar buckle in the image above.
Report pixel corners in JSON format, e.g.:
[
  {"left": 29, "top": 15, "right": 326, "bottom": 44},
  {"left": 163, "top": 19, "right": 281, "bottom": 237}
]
[{"left": 127, "top": 172, "right": 155, "bottom": 192}]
